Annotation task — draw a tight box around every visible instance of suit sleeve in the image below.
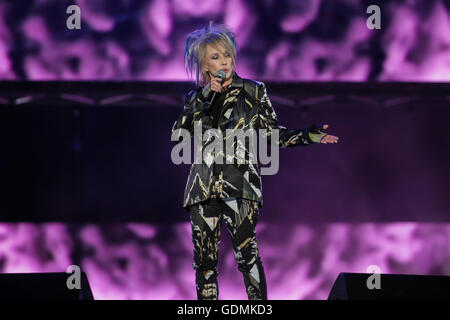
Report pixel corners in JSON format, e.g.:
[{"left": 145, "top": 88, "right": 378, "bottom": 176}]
[
  {"left": 256, "top": 82, "right": 327, "bottom": 148},
  {"left": 171, "top": 88, "right": 212, "bottom": 143}
]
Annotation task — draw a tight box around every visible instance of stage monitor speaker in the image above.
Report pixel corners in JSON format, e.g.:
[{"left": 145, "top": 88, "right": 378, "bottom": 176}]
[
  {"left": 328, "top": 272, "right": 450, "bottom": 300},
  {"left": 0, "top": 272, "right": 94, "bottom": 300}
]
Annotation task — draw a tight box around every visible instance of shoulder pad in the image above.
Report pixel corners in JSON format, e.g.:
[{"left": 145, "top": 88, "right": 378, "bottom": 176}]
[
  {"left": 242, "top": 79, "right": 264, "bottom": 101},
  {"left": 185, "top": 89, "right": 198, "bottom": 104}
]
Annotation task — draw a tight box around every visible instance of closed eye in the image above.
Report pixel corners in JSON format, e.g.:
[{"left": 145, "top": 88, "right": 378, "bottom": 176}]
[{"left": 211, "top": 53, "right": 230, "bottom": 59}]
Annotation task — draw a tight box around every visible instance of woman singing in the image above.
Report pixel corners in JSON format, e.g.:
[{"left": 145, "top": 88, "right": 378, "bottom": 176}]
[{"left": 171, "top": 21, "right": 339, "bottom": 300}]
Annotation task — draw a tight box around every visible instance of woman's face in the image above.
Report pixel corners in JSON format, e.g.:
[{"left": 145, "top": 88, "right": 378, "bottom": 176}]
[{"left": 203, "top": 43, "right": 234, "bottom": 82}]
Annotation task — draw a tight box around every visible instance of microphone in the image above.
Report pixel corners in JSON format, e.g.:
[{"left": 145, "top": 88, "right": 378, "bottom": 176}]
[{"left": 204, "top": 69, "right": 227, "bottom": 109}]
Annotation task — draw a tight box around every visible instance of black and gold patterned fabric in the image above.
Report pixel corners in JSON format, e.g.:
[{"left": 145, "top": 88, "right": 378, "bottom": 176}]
[
  {"left": 189, "top": 197, "right": 266, "bottom": 300},
  {"left": 171, "top": 72, "right": 327, "bottom": 210}
]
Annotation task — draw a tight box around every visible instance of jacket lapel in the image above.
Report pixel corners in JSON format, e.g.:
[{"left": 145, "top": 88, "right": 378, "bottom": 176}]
[{"left": 220, "top": 72, "right": 243, "bottom": 122}]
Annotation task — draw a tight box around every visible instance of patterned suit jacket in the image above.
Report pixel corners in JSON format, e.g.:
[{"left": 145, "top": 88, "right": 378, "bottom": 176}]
[{"left": 171, "top": 72, "right": 327, "bottom": 210}]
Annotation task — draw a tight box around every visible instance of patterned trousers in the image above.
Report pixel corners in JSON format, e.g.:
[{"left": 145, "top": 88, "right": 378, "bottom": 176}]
[{"left": 188, "top": 197, "right": 267, "bottom": 300}]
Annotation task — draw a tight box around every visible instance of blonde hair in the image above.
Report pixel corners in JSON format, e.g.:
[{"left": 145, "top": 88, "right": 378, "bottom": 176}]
[{"left": 184, "top": 21, "right": 238, "bottom": 88}]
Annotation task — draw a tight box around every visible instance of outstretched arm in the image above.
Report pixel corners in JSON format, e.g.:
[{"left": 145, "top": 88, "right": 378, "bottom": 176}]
[{"left": 256, "top": 82, "right": 339, "bottom": 147}]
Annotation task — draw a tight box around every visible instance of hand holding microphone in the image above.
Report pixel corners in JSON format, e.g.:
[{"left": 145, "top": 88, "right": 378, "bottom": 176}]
[
  {"left": 203, "top": 69, "right": 227, "bottom": 110},
  {"left": 210, "top": 69, "right": 226, "bottom": 93}
]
